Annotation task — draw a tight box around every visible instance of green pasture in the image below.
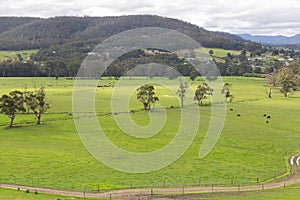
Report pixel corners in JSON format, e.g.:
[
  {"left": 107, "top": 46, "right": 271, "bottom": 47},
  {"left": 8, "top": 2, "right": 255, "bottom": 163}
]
[
  {"left": 213, "top": 187, "right": 300, "bottom": 200},
  {"left": 162, "top": 185, "right": 300, "bottom": 200},
  {"left": 195, "top": 48, "right": 242, "bottom": 63},
  {"left": 0, "top": 77, "right": 300, "bottom": 194},
  {"left": 202, "top": 48, "right": 241, "bottom": 57},
  {"left": 2, "top": 186, "right": 300, "bottom": 200},
  {"left": 0, "top": 188, "right": 96, "bottom": 200},
  {"left": 0, "top": 50, "right": 38, "bottom": 61}
]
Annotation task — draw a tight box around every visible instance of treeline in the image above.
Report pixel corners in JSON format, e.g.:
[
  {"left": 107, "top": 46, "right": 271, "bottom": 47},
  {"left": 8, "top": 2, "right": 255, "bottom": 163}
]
[
  {"left": 0, "top": 15, "right": 261, "bottom": 51},
  {"left": 0, "top": 48, "right": 292, "bottom": 78},
  {"left": 0, "top": 49, "right": 193, "bottom": 78},
  {"left": 0, "top": 59, "right": 80, "bottom": 78}
]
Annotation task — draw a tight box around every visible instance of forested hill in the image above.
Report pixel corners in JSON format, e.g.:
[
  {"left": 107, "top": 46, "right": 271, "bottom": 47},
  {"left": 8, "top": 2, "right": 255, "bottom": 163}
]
[
  {"left": 0, "top": 17, "right": 39, "bottom": 34},
  {"left": 0, "top": 15, "right": 260, "bottom": 51}
]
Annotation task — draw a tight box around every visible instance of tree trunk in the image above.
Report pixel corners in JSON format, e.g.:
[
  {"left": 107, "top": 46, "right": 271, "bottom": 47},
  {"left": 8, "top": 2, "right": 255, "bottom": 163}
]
[
  {"left": 143, "top": 103, "right": 148, "bottom": 110},
  {"left": 268, "top": 86, "right": 272, "bottom": 98},
  {"left": 9, "top": 117, "right": 14, "bottom": 128},
  {"left": 37, "top": 113, "right": 41, "bottom": 124}
]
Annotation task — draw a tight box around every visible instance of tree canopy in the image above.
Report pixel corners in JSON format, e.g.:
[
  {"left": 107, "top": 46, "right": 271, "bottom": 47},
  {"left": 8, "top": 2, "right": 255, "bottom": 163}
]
[
  {"left": 136, "top": 84, "right": 159, "bottom": 110},
  {"left": 0, "top": 90, "right": 26, "bottom": 127},
  {"left": 194, "top": 82, "right": 213, "bottom": 105}
]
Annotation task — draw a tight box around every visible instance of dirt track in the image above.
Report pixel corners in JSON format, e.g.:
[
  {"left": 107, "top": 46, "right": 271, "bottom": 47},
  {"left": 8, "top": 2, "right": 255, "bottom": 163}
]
[{"left": 1, "top": 154, "right": 300, "bottom": 199}]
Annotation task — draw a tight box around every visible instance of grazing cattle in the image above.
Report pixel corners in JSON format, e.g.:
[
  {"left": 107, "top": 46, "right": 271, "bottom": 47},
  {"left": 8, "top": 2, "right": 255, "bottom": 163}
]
[
  {"left": 237, "top": 114, "right": 241, "bottom": 117},
  {"left": 266, "top": 120, "right": 269, "bottom": 124},
  {"left": 230, "top": 108, "right": 233, "bottom": 111},
  {"left": 263, "top": 114, "right": 266, "bottom": 117},
  {"left": 267, "top": 116, "right": 271, "bottom": 119}
]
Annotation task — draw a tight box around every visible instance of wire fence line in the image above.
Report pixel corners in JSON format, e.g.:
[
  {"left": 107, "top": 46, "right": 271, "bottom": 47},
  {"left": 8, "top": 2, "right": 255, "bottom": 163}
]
[
  {"left": 0, "top": 168, "right": 290, "bottom": 193},
  {"left": 0, "top": 179, "right": 292, "bottom": 200}
]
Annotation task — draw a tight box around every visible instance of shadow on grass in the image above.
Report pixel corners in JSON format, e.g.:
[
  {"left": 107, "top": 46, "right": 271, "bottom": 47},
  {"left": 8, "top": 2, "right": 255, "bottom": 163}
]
[{"left": 4, "top": 125, "right": 22, "bottom": 129}]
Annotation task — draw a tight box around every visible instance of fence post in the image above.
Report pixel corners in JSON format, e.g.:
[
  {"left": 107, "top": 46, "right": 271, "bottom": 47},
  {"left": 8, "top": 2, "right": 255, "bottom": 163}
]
[
  {"left": 151, "top": 188, "right": 153, "bottom": 196},
  {"left": 109, "top": 193, "right": 112, "bottom": 200},
  {"left": 211, "top": 184, "right": 214, "bottom": 193},
  {"left": 183, "top": 186, "right": 184, "bottom": 194},
  {"left": 238, "top": 184, "right": 240, "bottom": 192},
  {"left": 284, "top": 182, "right": 286, "bottom": 189},
  {"left": 256, "top": 178, "right": 259, "bottom": 184},
  {"left": 262, "top": 184, "right": 264, "bottom": 190},
  {"left": 198, "top": 177, "right": 201, "bottom": 186},
  {"left": 83, "top": 187, "right": 87, "bottom": 199}
]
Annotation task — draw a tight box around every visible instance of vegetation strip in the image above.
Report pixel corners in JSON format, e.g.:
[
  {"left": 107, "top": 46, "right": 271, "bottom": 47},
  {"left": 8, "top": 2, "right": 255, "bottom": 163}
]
[{"left": 1, "top": 153, "right": 300, "bottom": 199}]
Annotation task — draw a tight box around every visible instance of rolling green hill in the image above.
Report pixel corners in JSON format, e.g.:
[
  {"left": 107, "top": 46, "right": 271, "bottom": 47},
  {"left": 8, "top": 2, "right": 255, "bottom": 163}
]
[{"left": 0, "top": 15, "right": 261, "bottom": 51}]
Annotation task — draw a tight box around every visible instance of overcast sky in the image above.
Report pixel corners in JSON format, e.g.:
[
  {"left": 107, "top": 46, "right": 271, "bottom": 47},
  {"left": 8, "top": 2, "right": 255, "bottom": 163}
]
[{"left": 1, "top": 0, "right": 300, "bottom": 36}]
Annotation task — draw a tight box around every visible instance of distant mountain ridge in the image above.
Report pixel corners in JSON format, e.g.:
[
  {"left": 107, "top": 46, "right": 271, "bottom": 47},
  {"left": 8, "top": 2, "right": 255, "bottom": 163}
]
[
  {"left": 0, "top": 15, "right": 260, "bottom": 51},
  {"left": 239, "top": 33, "right": 300, "bottom": 45}
]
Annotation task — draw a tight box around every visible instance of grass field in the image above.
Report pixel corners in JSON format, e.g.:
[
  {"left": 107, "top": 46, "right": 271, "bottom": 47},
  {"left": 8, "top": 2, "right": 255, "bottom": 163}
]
[
  {"left": 0, "top": 50, "right": 38, "bottom": 61},
  {"left": 197, "top": 48, "right": 241, "bottom": 63},
  {"left": 162, "top": 185, "right": 300, "bottom": 200},
  {"left": 2, "top": 186, "right": 300, "bottom": 200},
  {"left": 0, "top": 188, "right": 97, "bottom": 200},
  {"left": 214, "top": 187, "right": 300, "bottom": 200},
  {"left": 0, "top": 76, "right": 300, "bottom": 195},
  {"left": 201, "top": 48, "right": 241, "bottom": 57}
]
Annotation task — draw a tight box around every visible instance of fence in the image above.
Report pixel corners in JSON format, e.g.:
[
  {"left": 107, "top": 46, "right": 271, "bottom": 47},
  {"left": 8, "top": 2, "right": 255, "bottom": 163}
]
[{"left": 0, "top": 167, "right": 290, "bottom": 194}]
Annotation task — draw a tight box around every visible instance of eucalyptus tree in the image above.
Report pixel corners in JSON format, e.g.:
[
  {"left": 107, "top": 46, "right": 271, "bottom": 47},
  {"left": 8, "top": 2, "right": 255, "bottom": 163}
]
[
  {"left": 194, "top": 82, "right": 213, "bottom": 105},
  {"left": 136, "top": 84, "right": 159, "bottom": 110},
  {"left": 177, "top": 80, "right": 189, "bottom": 108},
  {"left": 0, "top": 90, "right": 26, "bottom": 127}
]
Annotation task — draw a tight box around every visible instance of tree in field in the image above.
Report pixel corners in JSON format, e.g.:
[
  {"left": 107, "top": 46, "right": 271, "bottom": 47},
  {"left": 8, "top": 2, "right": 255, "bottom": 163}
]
[
  {"left": 288, "top": 61, "right": 300, "bottom": 75},
  {"left": 176, "top": 80, "right": 189, "bottom": 108},
  {"left": 23, "top": 91, "right": 35, "bottom": 113},
  {"left": 0, "top": 90, "right": 26, "bottom": 127},
  {"left": 221, "top": 83, "right": 233, "bottom": 102},
  {"left": 276, "top": 67, "right": 298, "bottom": 97},
  {"left": 136, "top": 84, "right": 159, "bottom": 110},
  {"left": 27, "top": 87, "right": 50, "bottom": 124},
  {"left": 194, "top": 82, "right": 213, "bottom": 105},
  {"left": 265, "top": 72, "right": 277, "bottom": 98}
]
